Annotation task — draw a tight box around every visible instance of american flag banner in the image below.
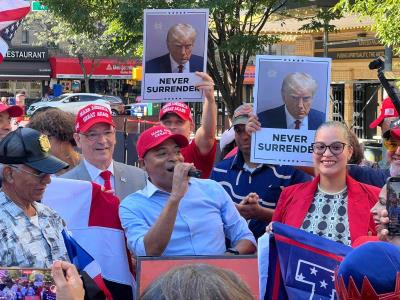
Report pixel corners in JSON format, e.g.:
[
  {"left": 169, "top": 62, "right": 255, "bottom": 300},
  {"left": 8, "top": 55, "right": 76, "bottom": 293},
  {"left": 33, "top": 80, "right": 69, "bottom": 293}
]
[
  {"left": 42, "top": 178, "right": 136, "bottom": 300},
  {"left": 0, "top": 0, "right": 31, "bottom": 63},
  {"left": 260, "top": 222, "right": 352, "bottom": 300}
]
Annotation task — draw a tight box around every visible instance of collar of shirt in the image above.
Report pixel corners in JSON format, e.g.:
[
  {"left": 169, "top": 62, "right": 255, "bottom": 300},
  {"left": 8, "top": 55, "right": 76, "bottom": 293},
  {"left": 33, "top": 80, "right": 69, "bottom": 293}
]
[
  {"left": 170, "top": 54, "right": 190, "bottom": 73},
  {"left": 0, "top": 191, "right": 44, "bottom": 219},
  {"left": 141, "top": 177, "right": 192, "bottom": 198},
  {"left": 284, "top": 105, "right": 308, "bottom": 129},
  {"left": 83, "top": 159, "right": 114, "bottom": 181},
  {"left": 230, "top": 150, "right": 265, "bottom": 173}
]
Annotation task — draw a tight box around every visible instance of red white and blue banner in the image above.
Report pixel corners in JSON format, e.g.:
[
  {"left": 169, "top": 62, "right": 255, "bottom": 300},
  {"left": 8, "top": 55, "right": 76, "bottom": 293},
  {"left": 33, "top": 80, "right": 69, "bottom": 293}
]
[
  {"left": 258, "top": 222, "right": 352, "bottom": 300},
  {"left": 42, "top": 178, "right": 135, "bottom": 298},
  {"left": 0, "top": 0, "right": 31, "bottom": 63}
]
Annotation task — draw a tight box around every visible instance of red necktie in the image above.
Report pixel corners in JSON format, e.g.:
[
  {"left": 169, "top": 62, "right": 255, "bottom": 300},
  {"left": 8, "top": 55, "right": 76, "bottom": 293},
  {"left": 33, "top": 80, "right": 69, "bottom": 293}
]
[
  {"left": 178, "top": 65, "right": 184, "bottom": 73},
  {"left": 295, "top": 120, "right": 301, "bottom": 129},
  {"left": 100, "top": 170, "right": 112, "bottom": 191}
]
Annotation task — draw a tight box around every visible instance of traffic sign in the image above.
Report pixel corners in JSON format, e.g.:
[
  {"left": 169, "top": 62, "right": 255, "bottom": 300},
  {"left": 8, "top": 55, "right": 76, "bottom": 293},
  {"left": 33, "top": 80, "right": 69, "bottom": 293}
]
[{"left": 31, "top": 1, "right": 48, "bottom": 11}]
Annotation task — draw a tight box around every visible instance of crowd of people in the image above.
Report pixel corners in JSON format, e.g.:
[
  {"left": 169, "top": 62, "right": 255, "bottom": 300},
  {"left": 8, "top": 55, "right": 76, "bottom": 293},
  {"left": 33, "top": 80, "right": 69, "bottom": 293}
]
[{"left": 0, "top": 71, "right": 398, "bottom": 299}]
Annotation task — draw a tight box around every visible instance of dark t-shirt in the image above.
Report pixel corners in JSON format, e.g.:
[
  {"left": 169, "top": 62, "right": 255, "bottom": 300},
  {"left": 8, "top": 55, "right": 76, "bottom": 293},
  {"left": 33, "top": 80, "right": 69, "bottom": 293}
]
[{"left": 347, "top": 165, "right": 390, "bottom": 188}]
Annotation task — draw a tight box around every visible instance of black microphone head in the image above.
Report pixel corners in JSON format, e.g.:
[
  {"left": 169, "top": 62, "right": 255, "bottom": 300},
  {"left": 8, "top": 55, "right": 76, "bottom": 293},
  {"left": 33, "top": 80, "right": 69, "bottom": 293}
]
[
  {"left": 369, "top": 57, "right": 384, "bottom": 70},
  {"left": 188, "top": 168, "right": 201, "bottom": 178}
]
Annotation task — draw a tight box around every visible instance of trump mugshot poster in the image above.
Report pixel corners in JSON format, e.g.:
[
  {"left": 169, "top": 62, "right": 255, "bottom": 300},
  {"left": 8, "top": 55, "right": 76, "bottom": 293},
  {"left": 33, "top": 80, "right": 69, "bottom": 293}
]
[
  {"left": 251, "top": 55, "right": 332, "bottom": 166},
  {"left": 142, "top": 9, "right": 209, "bottom": 102}
]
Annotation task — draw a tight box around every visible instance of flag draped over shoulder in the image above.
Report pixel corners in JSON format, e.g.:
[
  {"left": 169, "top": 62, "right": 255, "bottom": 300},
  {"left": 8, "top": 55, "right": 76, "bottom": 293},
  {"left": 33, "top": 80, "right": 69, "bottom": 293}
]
[
  {"left": 0, "top": 0, "right": 31, "bottom": 63},
  {"left": 42, "top": 178, "right": 136, "bottom": 299},
  {"left": 259, "top": 222, "right": 352, "bottom": 300}
]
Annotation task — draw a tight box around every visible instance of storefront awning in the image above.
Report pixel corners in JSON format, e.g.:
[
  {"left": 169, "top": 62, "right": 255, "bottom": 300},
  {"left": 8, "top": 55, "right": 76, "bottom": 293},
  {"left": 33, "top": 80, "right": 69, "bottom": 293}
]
[
  {"left": 50, "top": 57, "right": 140, "bottom": 79},
  {"left": 0, "top": 61, "right": 51, "bottom": 80}
]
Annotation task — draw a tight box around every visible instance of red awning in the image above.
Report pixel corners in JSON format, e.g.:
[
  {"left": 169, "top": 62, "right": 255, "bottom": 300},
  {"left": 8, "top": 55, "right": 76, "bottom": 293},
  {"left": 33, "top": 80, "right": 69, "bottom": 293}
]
[
  {"left": 243, "top": 65, "right": 255, "bottom": 85},
  {"left": 49, "top": 57, "right": 140, "bottom": 79}
]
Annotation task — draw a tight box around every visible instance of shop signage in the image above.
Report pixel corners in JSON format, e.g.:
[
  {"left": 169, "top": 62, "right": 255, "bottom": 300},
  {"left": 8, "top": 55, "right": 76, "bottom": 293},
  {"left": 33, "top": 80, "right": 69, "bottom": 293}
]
[
  {"left": 314, "top": 38, "right": 382, "bottom": 50},
  {"left": 4, "top": 47, "right": 48, "bottom": 62},
  {"left": 314, "top": 50, "right": 399, "bottom": 60}
]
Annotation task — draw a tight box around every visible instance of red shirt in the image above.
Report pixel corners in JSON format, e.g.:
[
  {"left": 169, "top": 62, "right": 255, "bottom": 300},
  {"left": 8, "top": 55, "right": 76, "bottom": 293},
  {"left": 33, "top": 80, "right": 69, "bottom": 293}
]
[{"left": 182, "top": 139, "right": 217, "bottom": 179}]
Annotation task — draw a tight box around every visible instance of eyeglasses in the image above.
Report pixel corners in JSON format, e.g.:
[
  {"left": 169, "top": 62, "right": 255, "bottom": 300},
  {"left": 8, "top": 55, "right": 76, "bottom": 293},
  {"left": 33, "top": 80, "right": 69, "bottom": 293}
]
[
  {"left": 311, "top": 142, "right": 347, "bottom": 155},
  {"left": 80, "top": 130, "right": 115, "bottom": 141},
  {"left": 9, "top": 165, "right": 49, "bottom": 179},
  {"left": 384, "top": 140, "right": 400, "bottom": 152}
]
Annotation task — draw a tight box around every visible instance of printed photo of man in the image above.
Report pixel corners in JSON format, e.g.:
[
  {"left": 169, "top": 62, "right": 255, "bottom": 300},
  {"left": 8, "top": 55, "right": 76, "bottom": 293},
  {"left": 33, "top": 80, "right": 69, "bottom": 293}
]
[
  {"left": 257, "top": 72, "right": 325, "bottom": 130},
  {"left": 145, "top": 23, "right": 204, "bottom": 73}
]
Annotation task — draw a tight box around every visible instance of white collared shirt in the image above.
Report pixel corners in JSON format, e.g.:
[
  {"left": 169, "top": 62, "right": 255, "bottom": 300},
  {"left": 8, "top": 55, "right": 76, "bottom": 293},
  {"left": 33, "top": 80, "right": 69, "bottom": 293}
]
[
  {"left": 170, "top": 54, "right": 190, "bottom": 73},
  {"left": 83, "top": 159, "right": 115, "bottom": 189},
  {"left": 285, "top": 105, "right": 308, "bottom": 130}
]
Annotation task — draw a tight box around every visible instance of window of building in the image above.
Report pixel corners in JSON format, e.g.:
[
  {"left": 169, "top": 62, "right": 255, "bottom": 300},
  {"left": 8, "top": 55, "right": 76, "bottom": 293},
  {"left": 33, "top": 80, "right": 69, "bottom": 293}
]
[{"left": 22, "top": 30, "right": 29, "bottom": 44}]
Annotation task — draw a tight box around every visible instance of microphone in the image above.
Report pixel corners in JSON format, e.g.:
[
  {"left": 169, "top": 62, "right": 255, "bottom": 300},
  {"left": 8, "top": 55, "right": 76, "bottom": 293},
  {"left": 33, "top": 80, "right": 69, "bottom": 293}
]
[
  {"left": 167, "top": 166, "right": 202, "bottom": 178},
  {"left": 369, "top": 57, "right": 384, "bottom": 70},
  {"left": 188, "top": 168, "right": 202, "bottom": 178}
]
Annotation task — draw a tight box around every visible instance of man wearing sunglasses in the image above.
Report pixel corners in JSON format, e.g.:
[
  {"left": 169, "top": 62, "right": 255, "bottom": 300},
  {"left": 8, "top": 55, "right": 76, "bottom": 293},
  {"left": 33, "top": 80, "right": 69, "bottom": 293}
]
[
  {"left": 347, "top": 119, "right": 400, "bottom": 187},
  {"left": 61, "top": 104, "right": 145, "bottom": 201},
  {"left": 0, "top": 127, "right": 69, "bottom": 267}
]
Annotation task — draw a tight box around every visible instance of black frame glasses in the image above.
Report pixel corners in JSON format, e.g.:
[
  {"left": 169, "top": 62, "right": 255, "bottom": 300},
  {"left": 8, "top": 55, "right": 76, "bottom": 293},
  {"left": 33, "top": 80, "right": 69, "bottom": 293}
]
[
  {"left": 311, "top": 142, "right": 347, "bottom": 155},
  {"left": 9, "top": 165, "right": 49, "bottom": 179}
]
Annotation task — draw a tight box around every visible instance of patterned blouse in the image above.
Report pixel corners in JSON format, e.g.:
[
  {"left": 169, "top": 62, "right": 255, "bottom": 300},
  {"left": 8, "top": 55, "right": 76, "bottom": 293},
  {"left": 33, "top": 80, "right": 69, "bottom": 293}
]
[
  {"left": 0, "top": 191, "right": 69, "bottom": 267},
  {"left": 301, "top": 185, "right": 351, "bottom": 246}
]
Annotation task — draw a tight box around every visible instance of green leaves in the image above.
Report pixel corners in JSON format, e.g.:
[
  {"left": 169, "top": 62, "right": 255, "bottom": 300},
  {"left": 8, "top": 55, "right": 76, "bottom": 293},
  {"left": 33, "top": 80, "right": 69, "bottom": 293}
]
[{"left": 335, "top": 0, "right": 400, "bottom": 54}]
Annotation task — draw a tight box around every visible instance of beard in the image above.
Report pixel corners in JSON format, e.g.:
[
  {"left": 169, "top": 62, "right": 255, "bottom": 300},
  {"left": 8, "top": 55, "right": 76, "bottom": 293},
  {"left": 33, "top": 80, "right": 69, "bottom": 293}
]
[{"left": 390, "top": 163, "right": 400, "bottom": 176}]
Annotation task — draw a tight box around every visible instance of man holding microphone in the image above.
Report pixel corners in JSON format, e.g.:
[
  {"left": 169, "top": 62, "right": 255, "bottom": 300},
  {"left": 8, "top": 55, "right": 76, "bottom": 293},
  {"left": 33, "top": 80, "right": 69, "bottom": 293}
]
[{"left": 119, "top": 125, "right": 256, "bottom": 257}]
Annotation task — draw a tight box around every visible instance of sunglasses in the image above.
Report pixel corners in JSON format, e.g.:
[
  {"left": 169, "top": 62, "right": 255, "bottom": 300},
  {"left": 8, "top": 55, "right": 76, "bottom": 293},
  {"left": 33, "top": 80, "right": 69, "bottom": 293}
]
[{"left": 384, "top": 140, "right": 400, "bottom": 151}]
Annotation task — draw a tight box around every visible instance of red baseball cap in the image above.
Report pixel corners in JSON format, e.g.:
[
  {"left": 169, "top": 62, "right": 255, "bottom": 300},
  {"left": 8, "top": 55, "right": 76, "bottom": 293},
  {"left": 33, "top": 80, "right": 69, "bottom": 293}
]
[
  {"left": 0, "top": 103, "right": 23, "bottom": 117},
  {"left": 370, "top": 97, "right": 399, "bottom": 128},
  {"left": 136, "top": 125, "right": 188, "bottom": 159},
  {"left": 159, "top": 102, "right": 192, "bottom": 122},
  {"left": 75, "top": 104, "right": 115, "bottom": 133},
  {"left": 383, "top": 118, "right": 400, "bottom": 140}
]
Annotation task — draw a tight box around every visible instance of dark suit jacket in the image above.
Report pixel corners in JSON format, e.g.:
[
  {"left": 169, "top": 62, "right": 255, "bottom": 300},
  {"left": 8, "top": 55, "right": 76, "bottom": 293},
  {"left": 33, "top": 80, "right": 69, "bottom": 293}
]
[
  {"left": 257, "top": 104, "right": 325, "bottom": 130},
  {"left": 145, "top": 53, "right": 204, "bottom": 73}
]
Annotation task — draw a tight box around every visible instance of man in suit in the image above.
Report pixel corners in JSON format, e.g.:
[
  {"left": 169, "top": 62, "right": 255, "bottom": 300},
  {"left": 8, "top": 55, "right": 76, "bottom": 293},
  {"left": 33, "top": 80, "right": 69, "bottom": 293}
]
[
  {"left": 146, "top": 23, "right": 204, "bottom": 73},
  {"left": 257, "top": 72, "right": 325, "bottom": 130},
  {"left": 61, "top": 104, "right": 145, "bottom": 201}
]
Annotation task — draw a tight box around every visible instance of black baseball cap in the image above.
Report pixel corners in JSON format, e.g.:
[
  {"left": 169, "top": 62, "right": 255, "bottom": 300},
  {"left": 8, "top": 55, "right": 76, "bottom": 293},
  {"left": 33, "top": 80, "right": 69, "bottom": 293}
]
[{"left": 0, "top": 127, "right": 69, "bottom": 174}]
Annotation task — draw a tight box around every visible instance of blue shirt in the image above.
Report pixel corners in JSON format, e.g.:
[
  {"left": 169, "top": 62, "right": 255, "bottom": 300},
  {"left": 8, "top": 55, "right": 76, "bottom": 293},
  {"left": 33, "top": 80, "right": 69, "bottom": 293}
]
[
  {"left": 119, "top": 178, "right": 256, "bottom": 256},
  {"left": 347, "top": 165, "right": 389, "bottom": 188},
  {"left": 210, "top": 151, "right": 312, "bottom": 239}
]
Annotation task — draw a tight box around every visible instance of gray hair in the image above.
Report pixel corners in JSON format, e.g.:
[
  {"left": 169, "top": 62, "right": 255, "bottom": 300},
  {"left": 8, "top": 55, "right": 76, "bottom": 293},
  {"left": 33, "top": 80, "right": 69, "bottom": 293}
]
[
  {"left": 315, "top": 121, "right": 351, "bottom": 144},
  {"left": 166, "top": 24, "right": 197, "bottom": 45},
  {"left": 281, "top": 72, "right": 318, "bottom": 97},
  {"left": 139, "top": 264, "right": 254, "bottom": 300}
]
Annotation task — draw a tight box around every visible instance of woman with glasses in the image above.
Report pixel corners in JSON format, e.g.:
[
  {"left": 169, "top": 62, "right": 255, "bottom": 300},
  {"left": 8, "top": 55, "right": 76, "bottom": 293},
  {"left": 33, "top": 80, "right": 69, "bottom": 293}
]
[{"left": 272, "top": 121, "right": 380, "bottom": 246}]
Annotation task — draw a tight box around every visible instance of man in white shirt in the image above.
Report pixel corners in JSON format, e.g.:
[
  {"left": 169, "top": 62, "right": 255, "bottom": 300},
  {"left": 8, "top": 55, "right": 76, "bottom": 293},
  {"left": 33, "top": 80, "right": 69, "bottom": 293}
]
[
  {"left": 145, "top": 23, "right": 204, "bottom": 73},
  {"left": 257, "top": 72, "right": 325, "bottom": 130}
]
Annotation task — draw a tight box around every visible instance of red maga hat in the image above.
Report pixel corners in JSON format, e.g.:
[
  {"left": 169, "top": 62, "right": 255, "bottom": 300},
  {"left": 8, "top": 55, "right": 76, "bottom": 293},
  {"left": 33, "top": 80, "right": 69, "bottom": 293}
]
[
  {"left": 75, "top": 104, "right": 115, "bottom": 133},
  {"left": 370, "top": 97, "right": 399, "bottom": 128},
  {"left": 0, "top": 103, "right": 23, "bottom": 117},
  {"left": 136, "top": 125, "right": 188, "bottom": 159},
  {"left": 159, "top": 102, "right": 192, "bottom": 122}
]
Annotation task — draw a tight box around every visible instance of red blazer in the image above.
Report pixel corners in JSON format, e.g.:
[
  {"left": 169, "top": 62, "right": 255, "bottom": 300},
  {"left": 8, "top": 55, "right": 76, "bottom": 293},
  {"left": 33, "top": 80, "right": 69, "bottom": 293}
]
[{"left": 272, "top": 175, "right": 380, "bottom": 246}]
